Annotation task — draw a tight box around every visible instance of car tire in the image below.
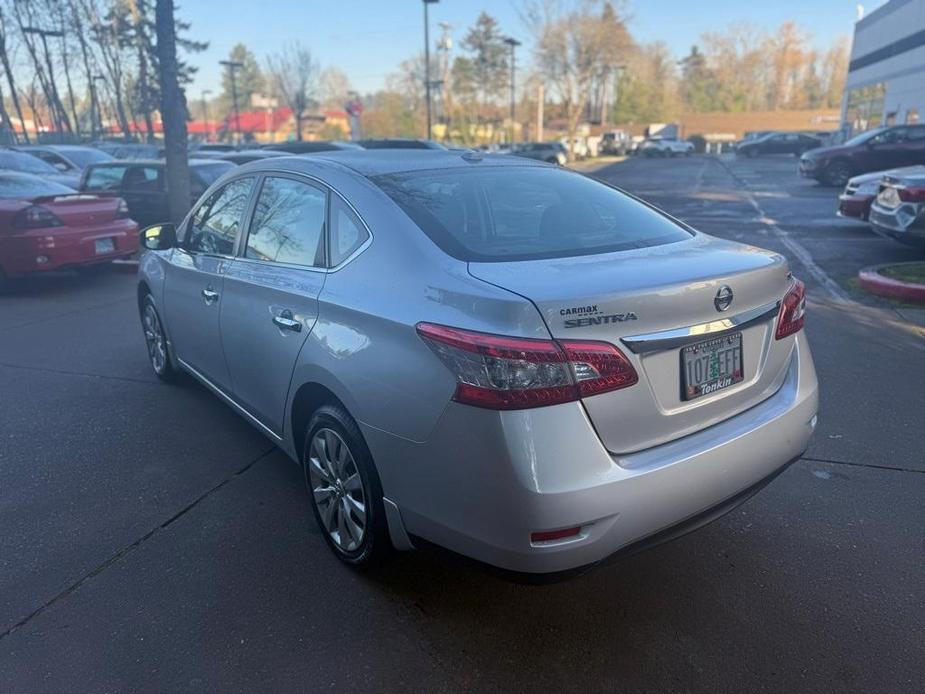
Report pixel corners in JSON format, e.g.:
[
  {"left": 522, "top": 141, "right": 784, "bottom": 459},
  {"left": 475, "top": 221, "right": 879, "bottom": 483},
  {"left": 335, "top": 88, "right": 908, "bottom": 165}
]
[
  {"left": 303, "top": 404, "right": 392, "bottom": 569},
  {"left": 823, "top": 159, "right": 853, "bottom": 187},
  {"left": 141, "top": 294, "right": 178, "bottom": 382},
  {"left": 0, "top": 266, "right": 10, "bottom": 294}
]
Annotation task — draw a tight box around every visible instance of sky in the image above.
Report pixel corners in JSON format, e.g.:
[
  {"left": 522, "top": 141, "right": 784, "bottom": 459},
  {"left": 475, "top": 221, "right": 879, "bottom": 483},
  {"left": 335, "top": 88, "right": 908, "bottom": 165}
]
[{"left": 180, "top": 0, "right": 867, "bottom": 103}]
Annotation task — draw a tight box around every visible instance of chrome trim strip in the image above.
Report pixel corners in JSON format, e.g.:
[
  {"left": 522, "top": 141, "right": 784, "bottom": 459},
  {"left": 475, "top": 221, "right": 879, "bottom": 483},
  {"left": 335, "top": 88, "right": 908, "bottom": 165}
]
[
  {"left": 177, "top": 358, "right": 283, "bottom": 442},
  {"left": 621, "top": 301, "right": 781, "bottom": 354}
]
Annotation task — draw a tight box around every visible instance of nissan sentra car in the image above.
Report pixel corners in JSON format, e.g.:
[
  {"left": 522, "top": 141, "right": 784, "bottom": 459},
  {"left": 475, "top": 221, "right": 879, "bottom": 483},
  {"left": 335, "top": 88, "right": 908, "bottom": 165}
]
[{"left": 137, "top": 151, "right": 818, "bottom": 575}]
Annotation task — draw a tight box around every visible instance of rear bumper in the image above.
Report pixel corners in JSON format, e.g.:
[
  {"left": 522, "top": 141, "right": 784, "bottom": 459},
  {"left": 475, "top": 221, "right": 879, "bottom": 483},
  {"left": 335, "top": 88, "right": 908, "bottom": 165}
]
[
  {"left": 837, "top": 194, "right": 873, "bottom": 220},
  {"left": 869, "top": 201, "right": 925, "bottom": 244},
  {"left": 0, "top": 220, "right": 139, "bottom": 276},
  {"left": 366, "top": 332, "right": 818, "bottom": 574}
]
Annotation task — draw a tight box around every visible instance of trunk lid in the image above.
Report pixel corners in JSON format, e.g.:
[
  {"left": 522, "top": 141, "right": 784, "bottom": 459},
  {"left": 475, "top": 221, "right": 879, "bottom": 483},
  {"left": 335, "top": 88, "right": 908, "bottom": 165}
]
[
  {"left": 35, "top": 194, "right": 122, "bottom": 228},
  {"left": 468, "top": 234, "right": 796, "bottom": 454}
]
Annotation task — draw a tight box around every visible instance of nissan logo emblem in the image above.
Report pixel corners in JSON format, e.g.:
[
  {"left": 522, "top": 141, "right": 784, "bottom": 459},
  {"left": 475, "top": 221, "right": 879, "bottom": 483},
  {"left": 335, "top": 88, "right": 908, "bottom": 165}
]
[{"left": 714, "top": 285, "right": 734, "bottom": 312}]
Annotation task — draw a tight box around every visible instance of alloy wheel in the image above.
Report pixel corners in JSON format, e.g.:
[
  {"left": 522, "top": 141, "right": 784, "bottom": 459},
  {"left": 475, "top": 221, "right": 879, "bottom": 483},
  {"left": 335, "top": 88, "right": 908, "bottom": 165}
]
[
  {"left": 307, "top": 428, "right": 367, "bottom": 553},
  {"left": 142, "top": 303, "right": 168, "bottom": 375}
]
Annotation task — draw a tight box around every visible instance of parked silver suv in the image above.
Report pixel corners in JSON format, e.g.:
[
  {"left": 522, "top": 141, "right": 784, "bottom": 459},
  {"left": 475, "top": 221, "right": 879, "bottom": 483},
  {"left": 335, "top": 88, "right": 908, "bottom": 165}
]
[{"left": 138, "top": 151, "right": 818, "bottom": 575}]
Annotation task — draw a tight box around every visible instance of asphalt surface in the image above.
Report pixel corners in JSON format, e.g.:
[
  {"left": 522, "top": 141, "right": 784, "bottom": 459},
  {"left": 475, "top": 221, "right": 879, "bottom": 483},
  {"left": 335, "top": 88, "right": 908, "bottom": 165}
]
[{"left": 1, "top": 155, "right": 923, "bottom": 693}]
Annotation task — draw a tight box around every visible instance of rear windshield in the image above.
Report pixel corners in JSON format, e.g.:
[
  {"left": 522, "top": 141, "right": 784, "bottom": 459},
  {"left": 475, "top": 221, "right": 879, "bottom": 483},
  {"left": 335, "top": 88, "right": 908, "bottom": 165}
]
[
  {"left": 372, "top": 166, "right": 691, "bottom": 261},
  {"left": 62, "top": 148, "right": 113, "bottom": 168},
  {"left": 0, "top": 174, "right": 74, "bottom": 199},
  {"left": 0, "top": 151, "right": 58, "bottom": 175}
]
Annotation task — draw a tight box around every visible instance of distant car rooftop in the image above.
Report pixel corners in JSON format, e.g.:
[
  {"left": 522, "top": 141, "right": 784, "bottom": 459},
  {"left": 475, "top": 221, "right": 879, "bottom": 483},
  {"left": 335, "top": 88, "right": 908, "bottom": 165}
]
[
  {"left": 248, "top": 149, "right": 550, "bottom": 178},
  {"left": 357, "top": 139, "right": 447, "bottom": 150}
]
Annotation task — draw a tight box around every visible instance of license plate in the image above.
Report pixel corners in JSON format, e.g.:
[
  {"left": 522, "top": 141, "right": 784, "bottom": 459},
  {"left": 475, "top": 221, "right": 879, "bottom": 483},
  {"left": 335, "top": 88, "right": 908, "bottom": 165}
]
[
  {"left": 878, "top": 187, "right": 901, "bottom": 208},
  {"left": 95, "top": 238, "right": 115, "bottom": 254},
  {"left": 681, "top": 333, "right": 744, "bottom": 401}
]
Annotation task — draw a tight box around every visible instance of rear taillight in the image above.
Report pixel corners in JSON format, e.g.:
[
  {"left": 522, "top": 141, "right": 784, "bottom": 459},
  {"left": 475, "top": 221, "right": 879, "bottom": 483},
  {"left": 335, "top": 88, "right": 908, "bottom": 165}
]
[
  {"left": 115, "top": 198, "right": 130, "bottom": 219},
  {"left": 898, "top": 186, "right": 925, "bottom": 203},
  {"left": 12, "top": 205, "right": 64, "bottom": 230},
  {"left": 416, "top": 323, "right": 638, "bottom": 410},
  {"left": 775, "top": 278, "right": 806, "bottom": 340}
]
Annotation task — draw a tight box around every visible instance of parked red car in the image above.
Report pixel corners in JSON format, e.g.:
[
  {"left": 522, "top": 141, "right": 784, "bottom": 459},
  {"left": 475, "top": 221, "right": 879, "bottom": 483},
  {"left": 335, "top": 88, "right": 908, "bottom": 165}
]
[
  {"left": 0, "top": 172, "right": 138, "bottom": 288},
  {"left": 838, "top": 166, "right": 925, "bottom": 221}
]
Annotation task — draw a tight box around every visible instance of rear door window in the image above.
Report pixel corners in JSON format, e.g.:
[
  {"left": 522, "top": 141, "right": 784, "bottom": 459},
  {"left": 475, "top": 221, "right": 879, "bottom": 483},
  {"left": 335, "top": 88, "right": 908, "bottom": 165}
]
[
  {"left": 373, "top": 166, "right": 691, "bottom": 262},
  {"left": 244, "top": 176, "right": 326, "bottom": 267},
  {"left": 84, "top": 165, "right": 129, "bottom": 191}
]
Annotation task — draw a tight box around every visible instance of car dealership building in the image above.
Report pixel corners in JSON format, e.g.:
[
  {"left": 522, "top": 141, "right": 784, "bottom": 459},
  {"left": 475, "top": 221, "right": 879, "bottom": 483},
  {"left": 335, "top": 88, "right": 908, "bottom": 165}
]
[{"left": 843, "top": 0, "right": 925, "bottom": 133}]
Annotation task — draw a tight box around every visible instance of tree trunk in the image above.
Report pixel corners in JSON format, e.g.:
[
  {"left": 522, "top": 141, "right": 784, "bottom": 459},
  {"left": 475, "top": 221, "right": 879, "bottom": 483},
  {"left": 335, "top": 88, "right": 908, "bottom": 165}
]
[
  {"left": 0, "top": 13, "right": 28, "bottom": 143},
  {"left": 295, "top": 112, "right": 303, "bottom": 141},
  {"left": 155, "top": 0, "right": 191, "bottom": 225}
]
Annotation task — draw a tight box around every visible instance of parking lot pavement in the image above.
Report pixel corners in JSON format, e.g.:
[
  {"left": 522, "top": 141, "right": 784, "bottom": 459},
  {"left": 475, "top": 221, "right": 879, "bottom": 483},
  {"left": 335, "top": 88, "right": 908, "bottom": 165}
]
[{"left": 1, "top": 162, "right": 924, "bottom": 692}]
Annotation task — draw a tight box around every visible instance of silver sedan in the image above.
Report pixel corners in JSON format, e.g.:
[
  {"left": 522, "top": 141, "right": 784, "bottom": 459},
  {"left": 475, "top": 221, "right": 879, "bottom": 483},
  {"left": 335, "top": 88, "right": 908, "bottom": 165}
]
[{"left": 137, "top": 150, "right": 818, "bottom": 575}]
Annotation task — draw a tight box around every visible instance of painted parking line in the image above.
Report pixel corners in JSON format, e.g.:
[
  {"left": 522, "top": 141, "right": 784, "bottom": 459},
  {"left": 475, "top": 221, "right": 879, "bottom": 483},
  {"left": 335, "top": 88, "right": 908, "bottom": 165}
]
[{"left": 714, "top": 158, "right": 851, "bottom": 304}]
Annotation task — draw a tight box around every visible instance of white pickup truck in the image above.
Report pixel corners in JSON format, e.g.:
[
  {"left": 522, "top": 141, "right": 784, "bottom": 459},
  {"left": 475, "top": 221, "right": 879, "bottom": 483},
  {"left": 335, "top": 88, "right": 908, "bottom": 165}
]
[{"left": 639, "top": 136, "right": 694, "bottom": 157}]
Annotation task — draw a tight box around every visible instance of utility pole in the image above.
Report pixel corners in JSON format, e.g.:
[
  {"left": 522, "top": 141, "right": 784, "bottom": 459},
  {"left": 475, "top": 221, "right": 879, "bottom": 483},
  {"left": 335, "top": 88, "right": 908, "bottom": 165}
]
[
  {"left": 422, "top": 0, "right": 439, "bottom": 140},
  {"left": 504, "top": 37, "right": 521, "bottom": 144},
  {"left": 22, "top": 27, "right": 70, "bottom": 136},
  {"left": 537, "top": 83, "right": 544, "bottom": 142},
  {"left": 201, "top": 89, "right": 212, "bottom": 141},
  {"left": 220, "top": 59, "right": 244, "bottom": 144}
]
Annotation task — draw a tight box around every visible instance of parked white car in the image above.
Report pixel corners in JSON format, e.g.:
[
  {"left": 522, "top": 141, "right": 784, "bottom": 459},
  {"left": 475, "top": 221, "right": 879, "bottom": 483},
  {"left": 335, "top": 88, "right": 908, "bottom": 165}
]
[{"left": 640, "top": 137, "right": 694, "bottom": 157}]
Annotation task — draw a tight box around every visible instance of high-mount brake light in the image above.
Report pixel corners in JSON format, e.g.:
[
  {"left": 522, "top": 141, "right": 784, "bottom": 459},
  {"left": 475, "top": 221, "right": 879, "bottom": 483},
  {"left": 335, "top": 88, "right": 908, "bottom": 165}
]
[
  {"left": 416, "top": 323, "right": 638, "bottom": 410},
  {"left": 775, "top": 278, "right": 806, "bottom": 340}
]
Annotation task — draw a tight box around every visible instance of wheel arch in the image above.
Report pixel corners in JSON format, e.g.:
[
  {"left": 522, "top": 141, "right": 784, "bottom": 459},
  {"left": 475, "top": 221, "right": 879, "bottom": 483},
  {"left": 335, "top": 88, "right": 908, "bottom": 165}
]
[{"left": 289, "top": 380, "right": 352, "bottom": 462}]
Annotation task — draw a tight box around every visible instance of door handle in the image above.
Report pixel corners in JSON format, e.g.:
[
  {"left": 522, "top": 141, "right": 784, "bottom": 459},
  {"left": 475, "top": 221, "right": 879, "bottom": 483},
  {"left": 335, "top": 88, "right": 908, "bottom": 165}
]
[
  {"left": 201, "top": 287, "right": 219, "bottom": 304},
  {"left": 273, "top": 311, "right": 302, "bottom": 332}
]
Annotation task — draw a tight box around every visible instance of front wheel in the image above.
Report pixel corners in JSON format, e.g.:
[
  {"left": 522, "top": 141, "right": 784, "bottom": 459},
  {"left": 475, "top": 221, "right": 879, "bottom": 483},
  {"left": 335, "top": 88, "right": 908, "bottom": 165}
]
[
  {"left": 303, "top": 405, "right": 392, "bottom": 569},
  {"left": 823, "top": 159, "right": 852, "bottom": 187}
]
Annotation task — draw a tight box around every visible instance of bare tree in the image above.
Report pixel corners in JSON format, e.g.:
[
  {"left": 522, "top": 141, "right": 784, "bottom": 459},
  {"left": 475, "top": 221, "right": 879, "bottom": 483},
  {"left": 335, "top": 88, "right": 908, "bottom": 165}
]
[
  {"left": 526, "top": 0, "right": 632, "bottom": 156},
  {"left": 266, "top": 42, "right": 319, "bottom": 141},
  {"left": 0, "top": 7, "right": 28, "bottom": 142},
  {"left": 154, "top": 0, "right": 189, "bottom": 224}
]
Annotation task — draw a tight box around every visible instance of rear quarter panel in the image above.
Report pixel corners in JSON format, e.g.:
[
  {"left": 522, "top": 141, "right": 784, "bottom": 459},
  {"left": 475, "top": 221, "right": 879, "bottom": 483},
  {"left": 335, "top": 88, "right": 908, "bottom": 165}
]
[{"left": 284, "top": 170, "right": 549, "bottom": 445}]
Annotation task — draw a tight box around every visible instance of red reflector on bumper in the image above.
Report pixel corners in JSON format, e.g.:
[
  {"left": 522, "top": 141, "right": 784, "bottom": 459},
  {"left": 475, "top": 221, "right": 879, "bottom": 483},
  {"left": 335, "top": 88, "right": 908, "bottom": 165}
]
[{"left": 531, "top": 527, "right": 581, "bottom": 543}]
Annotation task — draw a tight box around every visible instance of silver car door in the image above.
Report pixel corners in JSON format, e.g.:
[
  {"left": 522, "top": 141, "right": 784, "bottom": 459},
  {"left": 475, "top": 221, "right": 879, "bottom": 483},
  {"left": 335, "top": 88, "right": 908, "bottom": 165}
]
[
  {"left": 163, "top": 176, "right": 256, "bottom": 392},
  {"left": 220, "top": 174, "right": 327, "bottom": 434}
]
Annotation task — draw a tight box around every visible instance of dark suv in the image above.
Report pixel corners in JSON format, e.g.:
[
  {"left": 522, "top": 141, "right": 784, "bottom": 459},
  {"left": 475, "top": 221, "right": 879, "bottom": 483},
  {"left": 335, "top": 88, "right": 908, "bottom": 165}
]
[{"left": 799, "top": 124, "right": 925, "bottom": 186}]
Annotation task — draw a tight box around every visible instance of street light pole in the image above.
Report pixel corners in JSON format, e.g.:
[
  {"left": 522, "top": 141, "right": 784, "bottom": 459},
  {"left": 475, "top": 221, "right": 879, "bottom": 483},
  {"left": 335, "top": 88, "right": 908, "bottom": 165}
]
[
  {"left": 423, "top": 0, "right": 439, "bottom": 140},
  {"left": 504, "top": 37, "right": 521, "bottom": 144},
  {"left": 219, "top": 60, "right": 243, "bottom": 144}
]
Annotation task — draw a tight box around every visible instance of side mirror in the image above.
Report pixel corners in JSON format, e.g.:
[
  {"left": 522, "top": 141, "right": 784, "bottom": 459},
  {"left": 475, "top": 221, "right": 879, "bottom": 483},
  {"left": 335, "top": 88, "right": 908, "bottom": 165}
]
[
  {"left": 54, "top": 162, "right": 70, "bottom": 172},
  {"left": 141, "top": 223, "right": 177, "bottom": 251}
]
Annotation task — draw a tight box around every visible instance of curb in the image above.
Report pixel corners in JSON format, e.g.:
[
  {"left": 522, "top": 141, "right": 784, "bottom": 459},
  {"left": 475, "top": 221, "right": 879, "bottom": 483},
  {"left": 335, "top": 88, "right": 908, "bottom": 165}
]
[
  {"left": 112, "top": 259, "right": 139, "bottom": 274},
  {"left": 858, "top": 263, "right": 925, "bottom": 304}
]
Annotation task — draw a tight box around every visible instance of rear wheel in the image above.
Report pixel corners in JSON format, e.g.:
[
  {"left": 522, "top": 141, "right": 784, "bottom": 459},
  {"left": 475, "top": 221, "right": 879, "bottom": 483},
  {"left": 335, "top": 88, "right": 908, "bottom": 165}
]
[
  {"left": 141, "top": 294, "right": 178, "bottom": 382},
  {"left": 303, "top": 405, "right": 391, "bottom": 569}
]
